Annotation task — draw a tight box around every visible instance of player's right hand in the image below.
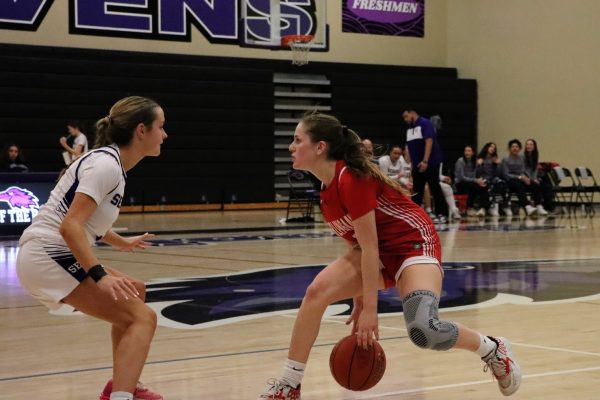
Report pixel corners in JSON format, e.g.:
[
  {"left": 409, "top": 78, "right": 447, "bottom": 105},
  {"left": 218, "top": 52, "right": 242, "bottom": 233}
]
[
  {"left": 346, "top": 296, "right": 364, "bottom": 334},
  {"left": 96, "top": 275, "right": 139, "bottom": 301}
]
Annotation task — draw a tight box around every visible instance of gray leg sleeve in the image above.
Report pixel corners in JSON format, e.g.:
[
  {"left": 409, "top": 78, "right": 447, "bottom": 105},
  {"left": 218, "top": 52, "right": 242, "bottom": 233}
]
[{"left": 402, "top": 290, "right": 459, "bottom": 351}]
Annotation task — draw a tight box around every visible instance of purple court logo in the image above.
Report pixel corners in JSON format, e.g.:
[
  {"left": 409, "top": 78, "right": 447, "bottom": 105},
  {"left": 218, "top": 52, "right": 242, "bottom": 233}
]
[
  {"left": 140, "top": 259, "right": 600, "bottom": 329},
  {"left": 343, "top": 0, "right": 424, "bottom": 37},
  {"left": 0, "top": 186, "right": 40, "bottom": 225}
]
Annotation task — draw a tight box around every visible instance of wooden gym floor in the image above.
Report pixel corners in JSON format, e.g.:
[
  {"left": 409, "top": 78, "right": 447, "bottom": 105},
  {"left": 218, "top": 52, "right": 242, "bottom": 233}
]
[{"left": 1, "top": 210, "right": 599, "bottom": 399}]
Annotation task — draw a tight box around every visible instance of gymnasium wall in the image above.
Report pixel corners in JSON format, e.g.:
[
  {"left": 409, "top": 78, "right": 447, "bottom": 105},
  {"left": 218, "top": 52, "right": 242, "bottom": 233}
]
[
  {"left": 447, "top": 0, "right": 600, "bottom": 175},
  {"left": 2, "top": 1, "right": 480, "bottom": 205},
  {"left": 0, "top": 45, "right": 476, "bottom": 205},
  {"left": 0, "top": 1, "right": 448, "bottom": 67}
]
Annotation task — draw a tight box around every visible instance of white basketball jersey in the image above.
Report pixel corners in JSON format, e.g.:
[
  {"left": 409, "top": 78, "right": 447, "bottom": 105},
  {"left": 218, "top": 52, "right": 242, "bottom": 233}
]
[{"left": 20, "top": 145, "right": 126, "bottom": 246}]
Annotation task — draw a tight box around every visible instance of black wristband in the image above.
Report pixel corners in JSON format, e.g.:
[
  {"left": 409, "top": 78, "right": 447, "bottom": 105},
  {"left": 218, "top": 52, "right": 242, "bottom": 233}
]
[{"left": 87, "top": 264, "right": 107, "bottom": 283}]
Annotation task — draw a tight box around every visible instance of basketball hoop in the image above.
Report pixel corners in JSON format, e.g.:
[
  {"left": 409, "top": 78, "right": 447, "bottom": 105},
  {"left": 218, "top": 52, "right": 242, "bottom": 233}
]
[{"left": 281, "top": 34, "right": 314, "bottom": 66}]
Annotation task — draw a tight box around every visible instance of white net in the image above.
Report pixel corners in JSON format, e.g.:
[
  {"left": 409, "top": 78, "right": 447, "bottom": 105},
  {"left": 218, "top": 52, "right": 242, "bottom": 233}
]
[{"left": 288, "top": 39, "right": 313, "bottom": 66}]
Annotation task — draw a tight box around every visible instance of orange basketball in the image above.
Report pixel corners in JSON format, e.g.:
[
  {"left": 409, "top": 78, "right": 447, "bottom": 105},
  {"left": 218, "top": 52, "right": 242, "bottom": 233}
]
[{"left": 329, "top": 334, "right": 386, "bottom": 391}]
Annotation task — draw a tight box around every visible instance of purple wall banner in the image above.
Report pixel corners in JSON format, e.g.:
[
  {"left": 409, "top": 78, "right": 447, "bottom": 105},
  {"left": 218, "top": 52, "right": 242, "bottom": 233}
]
[{"left": 343, "top": 0, "right": 424, "bottom": 37}]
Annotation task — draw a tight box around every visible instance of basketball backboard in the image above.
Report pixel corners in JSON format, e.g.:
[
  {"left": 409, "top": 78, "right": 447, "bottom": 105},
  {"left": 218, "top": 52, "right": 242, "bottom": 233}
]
[{"left": 240, "top": 0, "right": 329, "bottom": 50}]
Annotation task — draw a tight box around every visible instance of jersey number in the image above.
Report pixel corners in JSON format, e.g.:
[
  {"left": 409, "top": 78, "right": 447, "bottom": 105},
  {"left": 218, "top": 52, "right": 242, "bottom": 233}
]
[
  {"left": 68, "top": 262, "right": 81, "bottom": 274},
  {"left": 111, "top": 194, "right": 123, "bottom": 208}
]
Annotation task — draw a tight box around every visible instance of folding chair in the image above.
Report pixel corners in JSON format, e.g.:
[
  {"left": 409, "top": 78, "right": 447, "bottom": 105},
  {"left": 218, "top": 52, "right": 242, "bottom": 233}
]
[
  {"left": 548, "top": 166, "right": 579, "bottom": 215},
  {"left": 574, "top": 167, "right": 600, "bottom": 216},
  {"left": 285, "top": 169, "right": 320, "bottom": 222}
]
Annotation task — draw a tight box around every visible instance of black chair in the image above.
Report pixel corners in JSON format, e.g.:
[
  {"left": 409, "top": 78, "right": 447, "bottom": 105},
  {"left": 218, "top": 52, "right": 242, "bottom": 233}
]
[
  {"left": 285, "top": 169, "right": 320, "bottom": 222},
  {"left": 548, "top": 166, "right": 579, "bottom": 215},
  {"left": 574, "top": 167, "right": 600, "bottom": 216}
]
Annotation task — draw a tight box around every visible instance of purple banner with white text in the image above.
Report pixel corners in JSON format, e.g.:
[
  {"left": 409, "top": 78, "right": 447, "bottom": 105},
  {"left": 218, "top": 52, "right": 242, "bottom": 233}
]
[{"left": 343, "top": 0, "right": 424, "bottom": 37}]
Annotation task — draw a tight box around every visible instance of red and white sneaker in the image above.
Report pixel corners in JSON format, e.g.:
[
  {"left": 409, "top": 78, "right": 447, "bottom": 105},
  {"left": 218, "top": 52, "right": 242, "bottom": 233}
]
[
  {"left": 258, "top": 379, "right": 301, "bottom": 400},
  {"left": 483, "top": 337, "right": 522, "bottom": 396},
  {"left": 99, "top": 379, "right": 163, "bottom": 400}
]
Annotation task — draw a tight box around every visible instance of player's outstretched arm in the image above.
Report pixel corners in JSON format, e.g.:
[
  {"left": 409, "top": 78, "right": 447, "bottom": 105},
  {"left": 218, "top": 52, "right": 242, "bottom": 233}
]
[{"left": 101, "top": 230, "right": 155, "bottom": 252}]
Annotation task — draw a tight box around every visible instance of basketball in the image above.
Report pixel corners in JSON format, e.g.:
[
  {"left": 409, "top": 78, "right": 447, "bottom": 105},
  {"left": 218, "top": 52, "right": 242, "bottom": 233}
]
[{"left": 329, "top": 334, "right": 386, "bottom": 391}]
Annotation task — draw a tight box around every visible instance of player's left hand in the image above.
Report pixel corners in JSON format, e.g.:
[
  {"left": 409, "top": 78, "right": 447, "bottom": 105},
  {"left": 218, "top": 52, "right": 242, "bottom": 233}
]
[{"left": 119, "top": 232, "right": 155, "bottom": 251}]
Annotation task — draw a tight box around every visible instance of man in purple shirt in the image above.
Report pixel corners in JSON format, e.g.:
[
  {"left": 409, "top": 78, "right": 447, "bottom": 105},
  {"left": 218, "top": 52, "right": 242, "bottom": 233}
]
[{"left": 403, "top": 109, "right": 448, "bottom": 222}]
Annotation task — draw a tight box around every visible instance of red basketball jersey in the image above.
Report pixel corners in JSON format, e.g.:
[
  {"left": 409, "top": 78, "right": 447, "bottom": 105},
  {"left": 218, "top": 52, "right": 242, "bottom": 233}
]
[{"left": 320, "top": 161, "right": 440, "bottom": 259}]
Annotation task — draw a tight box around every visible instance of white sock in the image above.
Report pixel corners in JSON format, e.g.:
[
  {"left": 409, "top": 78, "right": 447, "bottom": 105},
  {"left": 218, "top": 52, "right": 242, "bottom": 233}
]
[
  {"left": 280, "top": 358, "right": 305, "bottom": 388},
  {"left": 476, "top": 335, "right": 497, "bottom": 359},
  {"left": 110, "top": 391, "right": 133, "bottom": 400}
]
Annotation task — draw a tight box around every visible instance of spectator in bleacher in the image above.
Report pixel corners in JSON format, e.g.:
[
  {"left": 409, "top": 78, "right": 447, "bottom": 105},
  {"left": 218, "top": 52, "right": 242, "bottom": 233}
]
[
  {"left": 403, "top": 109, "right": 448, "bottom": 223},
  {"left": 477, "top": 142, "right": 511, "bottom": 217},
  {"left": 438, "top": 164, "right": 462, "bottom": 220},
  {"left": 0, "top": 142, "right": 29, "bottom": 172},
  {"left": 455, "top": 145, "right": 487, "bottom": 216},
  {"left": 524, "top": 138, "right": 555, "bottom": 213},
  {"left": 361, "top": 138, "right": 378, "bottom": 165},
  {"left": 378, "top": 144, "right": 412, "bottom": 190},
  {"left": 59, "top": 120, "right": 89, "bottom": 165},
  {"left": 501, "top": 139, "right": 547, "bottom": 216}
]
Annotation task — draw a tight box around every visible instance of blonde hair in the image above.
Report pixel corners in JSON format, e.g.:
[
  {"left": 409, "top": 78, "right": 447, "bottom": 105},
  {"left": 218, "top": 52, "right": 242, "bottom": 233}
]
[
  {"left": 300, "top": 112, "right": 405, "bottom": 193},
  {"left": 94, "top": 96, "right": 160, "bottom": 148}
]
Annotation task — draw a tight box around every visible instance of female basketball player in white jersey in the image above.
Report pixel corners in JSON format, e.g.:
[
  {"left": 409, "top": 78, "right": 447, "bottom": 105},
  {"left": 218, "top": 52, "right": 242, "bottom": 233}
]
[
  {"left": 17, "top": 96, "right": 167, "bottom": 400},
  {"left": 259, "top": 112, "right": 521, "bottom": 399}
]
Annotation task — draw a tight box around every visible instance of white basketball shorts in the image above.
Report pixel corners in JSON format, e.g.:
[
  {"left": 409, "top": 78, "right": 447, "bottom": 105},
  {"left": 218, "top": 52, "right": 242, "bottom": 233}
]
[{"left": 16, "top": 238, "right": 86, "bottom": 310}]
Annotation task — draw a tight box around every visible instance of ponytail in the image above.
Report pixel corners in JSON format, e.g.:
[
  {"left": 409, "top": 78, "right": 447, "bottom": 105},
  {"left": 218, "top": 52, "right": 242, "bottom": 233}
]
[
  {"left": 93, "top": 96, "right": 160, "bottom": 149},
  {"left": 94, "top": 116, "right": 112, "bottom": 148}
]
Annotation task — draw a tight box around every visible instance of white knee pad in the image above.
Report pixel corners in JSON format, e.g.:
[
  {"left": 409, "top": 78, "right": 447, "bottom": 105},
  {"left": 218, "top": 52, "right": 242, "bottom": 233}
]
[{"left": 402, "top": 290, "right": 459, "bottom": 351}]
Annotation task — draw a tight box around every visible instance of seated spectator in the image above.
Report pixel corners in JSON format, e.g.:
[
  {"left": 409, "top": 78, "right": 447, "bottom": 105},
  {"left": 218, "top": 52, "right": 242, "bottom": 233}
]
[
  {"left": 438, "top": 164, "right": 462, "bottom": 220},
  {"left": 0, "top": 142, "right": 29, "bottom": 172},
  {"left": 361, "top": 138, "right": 378, "bottom": 165},
  {"left": 400, "top": 144, "right": 413, "bottom": 186},
  {"left": 422, "top": 164, "right": 462, "bottom": 221},
  {"left": 455, "top": 145, "right": 488, "bottom": 216},
  {"left": 524, "top": 138, "right": 555, "bottom": 213},
  {"left": 477, "top": 142, "right": 511, "bottom": 216},
  {"left": 501, "top": 139, "right": 547, "bottom": 216},
  {"left": 378, "top": 144, "right": 413, "bottom": 190},
  {"left": 59, "top": 120, "right": 88, "bottom": 164}
]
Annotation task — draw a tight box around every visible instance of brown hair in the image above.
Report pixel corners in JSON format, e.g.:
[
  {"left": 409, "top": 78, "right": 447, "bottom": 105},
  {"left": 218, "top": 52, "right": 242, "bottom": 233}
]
[
  {"left": 300, "top": 112, "right": 405, "bottom": 192},
  {"left": 94, "top": 96, "right": 160, "bottom": 148}
]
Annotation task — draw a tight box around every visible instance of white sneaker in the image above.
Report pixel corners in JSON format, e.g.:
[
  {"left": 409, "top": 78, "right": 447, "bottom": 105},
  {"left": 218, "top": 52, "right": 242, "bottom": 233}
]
[
  {"left": 483, "top": 337, "right": 522, "bottom": 396},
  {"left": 467, "top": 208, "right": 478, "bottom": 217},
  {"left": 503, "top": 207, "right": 513, "bottom": 217},
  {"left": 476, "top": 208, "right": 486, "bottom": 217},
  {"left": 489, "top": 204, "right": 499, "bottom": 217},
  {"left": 525, "top": 205, "right": 537, "bottom": 216},
  {"left": 524, "top": 218, "right": 535, "bottom": 228},
  {"left": 258, "top": 379, "right": 301, "bottom": 400},
  {"left": 432, "top": 214, "right": 447, "bottom": 224},
  {"left": 451, "top": 207, "right": 462, "bottom": 220},
  {"left": 536, "top": 205, "right": 548, "bottom": 216}
]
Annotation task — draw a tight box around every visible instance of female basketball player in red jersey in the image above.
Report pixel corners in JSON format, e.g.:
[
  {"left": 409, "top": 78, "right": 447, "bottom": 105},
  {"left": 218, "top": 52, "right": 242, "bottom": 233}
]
[
  {"left": 17, "top": 97, "right": 166, "bottom": 400},
  {"left": 259, "top": 112, "right": 521, "bottom": 399}
]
